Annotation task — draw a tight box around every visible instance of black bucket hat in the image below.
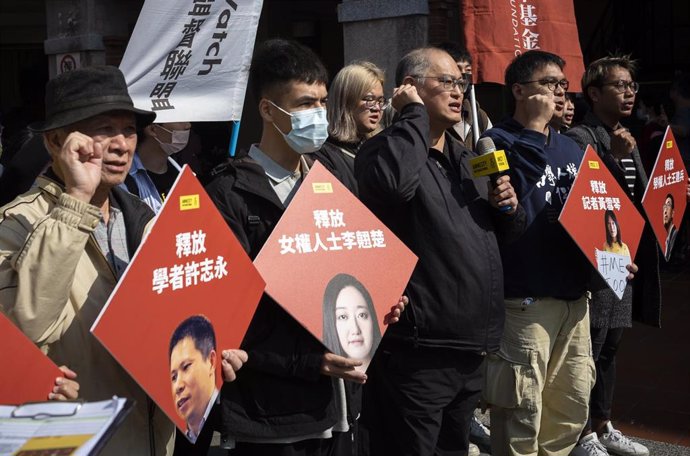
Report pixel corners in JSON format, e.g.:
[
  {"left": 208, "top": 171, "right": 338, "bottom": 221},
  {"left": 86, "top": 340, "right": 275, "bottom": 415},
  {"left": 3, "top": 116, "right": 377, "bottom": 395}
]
[{"left": 29, "top": 65, "right": 156, "bottom": 132}]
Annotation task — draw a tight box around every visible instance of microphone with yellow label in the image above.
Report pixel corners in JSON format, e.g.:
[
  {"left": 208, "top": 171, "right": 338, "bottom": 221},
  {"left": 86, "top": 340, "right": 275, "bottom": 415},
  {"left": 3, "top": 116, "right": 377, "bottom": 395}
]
[{"left": 471, "top": 137, "right": 512, "bottom": 212}]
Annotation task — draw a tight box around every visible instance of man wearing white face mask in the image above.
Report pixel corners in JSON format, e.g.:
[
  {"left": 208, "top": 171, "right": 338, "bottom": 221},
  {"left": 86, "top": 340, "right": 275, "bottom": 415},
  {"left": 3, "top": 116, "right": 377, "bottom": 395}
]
[
  {"left": 122, "top": 121, "right": 190, "bottom": 212},
  {"left": 205, "top": 39, "right": 369, "bottom": 456}
]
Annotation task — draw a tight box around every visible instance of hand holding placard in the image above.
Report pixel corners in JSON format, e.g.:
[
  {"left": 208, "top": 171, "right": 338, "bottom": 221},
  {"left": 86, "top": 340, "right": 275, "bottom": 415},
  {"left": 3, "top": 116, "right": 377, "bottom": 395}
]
[
  {"left": 49, "top": 366, "right": 80, "bottom": 401},
  {"left": 595, "top": 250, "right": 631, "bottom": 299}
]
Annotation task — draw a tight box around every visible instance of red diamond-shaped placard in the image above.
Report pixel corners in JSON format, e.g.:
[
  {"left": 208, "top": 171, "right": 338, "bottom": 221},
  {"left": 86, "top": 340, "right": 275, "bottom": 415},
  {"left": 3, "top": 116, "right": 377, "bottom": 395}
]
[
  {"left": 641, "top": 127, "right": 688, "bottom": 261},
  {"left": 559, "top": 146, "right": 645, "bottom": 299},
  {"left": 0, "top": 312, "right": 62, "bottom": 404},
  {"left": 92, "top": 165, "right": 265, "bottom": 441},
  {"left": 254, "top": 162, "right": 417, "bottom": 372}
]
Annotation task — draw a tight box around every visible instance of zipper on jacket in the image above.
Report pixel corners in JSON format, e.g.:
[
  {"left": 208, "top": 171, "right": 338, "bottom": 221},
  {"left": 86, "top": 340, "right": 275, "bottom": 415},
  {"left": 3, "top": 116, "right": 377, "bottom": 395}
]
[
  {"left": 148, "top": 397, "right": 156, "bottom": 456},
  {"left": 482, "top": 234, "right": 494, "bottom": 354}
]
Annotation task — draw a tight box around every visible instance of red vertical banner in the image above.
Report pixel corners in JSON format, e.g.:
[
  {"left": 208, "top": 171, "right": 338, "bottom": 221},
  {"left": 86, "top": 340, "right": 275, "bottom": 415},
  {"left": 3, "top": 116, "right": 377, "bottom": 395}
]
[
  {"left": 92, "top": 166, "right": 265, "bottom": 442},
  {"left": 641, "top": 127, "right": 688, "bottom": 261},
  {"left": 461, "top": 0, "right": 585, "bottom": 91},
  {"left": 559, "top": 146, "right": 645, "bottom": 299},
  {"left": 0, "top": 312, "right": 62, "bottom": 404},
  {"left": 254, "top": 163, "right": 418, "bottom": 373}
]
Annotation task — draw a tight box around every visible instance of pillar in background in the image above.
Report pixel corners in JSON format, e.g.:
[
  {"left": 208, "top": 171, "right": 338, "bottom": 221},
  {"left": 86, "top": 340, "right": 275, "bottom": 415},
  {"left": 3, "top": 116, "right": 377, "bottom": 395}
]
[{"left": 338, "top": 0, "right": 429, "bottom": 93}]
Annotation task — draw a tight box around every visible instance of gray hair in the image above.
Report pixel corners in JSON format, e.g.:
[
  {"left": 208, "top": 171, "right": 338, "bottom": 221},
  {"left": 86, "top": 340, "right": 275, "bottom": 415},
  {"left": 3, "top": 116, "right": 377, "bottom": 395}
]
[{"left": 395, "top": 47, "right": 439, "bottom": 86}]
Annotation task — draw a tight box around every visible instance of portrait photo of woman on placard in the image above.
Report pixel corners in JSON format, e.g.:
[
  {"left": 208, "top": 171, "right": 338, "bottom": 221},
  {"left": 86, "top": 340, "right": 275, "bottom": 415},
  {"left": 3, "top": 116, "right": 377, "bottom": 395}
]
[
  {"left": 602, "top": 210, "right": 630, "bottom": 257},
  {"left": 322, "top": 273, "right": 382, "bottom": 372}
]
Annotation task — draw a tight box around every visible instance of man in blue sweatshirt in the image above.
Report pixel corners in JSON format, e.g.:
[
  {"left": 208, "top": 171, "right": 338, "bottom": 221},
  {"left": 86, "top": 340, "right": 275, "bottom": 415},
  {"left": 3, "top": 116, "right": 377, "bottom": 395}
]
[{"left": 481, "top": 50, "right": 595, "bottom": 456}]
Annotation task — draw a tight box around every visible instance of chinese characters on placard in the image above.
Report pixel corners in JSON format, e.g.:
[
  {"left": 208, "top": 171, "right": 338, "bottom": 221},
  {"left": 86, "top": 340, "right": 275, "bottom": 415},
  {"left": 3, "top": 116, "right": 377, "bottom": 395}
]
[
  {"left": 278, "top": 210, "right": 387, "bottom": 255},
  {"left": 509, "top": 0, "right": 540, "bottom": 55},
  {"left": 149, "top": 0, "right": 239, "bottom": 111},
  {"left": 582, "top": 180, "right": 622, "bottom": 211},
  {"left": 652, "top": 158, "right": 686, "bottom": 190},
  {"left": 152, "top": 230, "right": 228, "bottom": 294}
]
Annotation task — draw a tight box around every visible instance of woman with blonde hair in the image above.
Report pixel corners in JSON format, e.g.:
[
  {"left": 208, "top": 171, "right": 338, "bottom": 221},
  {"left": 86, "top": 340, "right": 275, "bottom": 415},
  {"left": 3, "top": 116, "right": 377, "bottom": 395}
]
[{"left": 314, "top": 61, "right": 386, "bottom": 193}]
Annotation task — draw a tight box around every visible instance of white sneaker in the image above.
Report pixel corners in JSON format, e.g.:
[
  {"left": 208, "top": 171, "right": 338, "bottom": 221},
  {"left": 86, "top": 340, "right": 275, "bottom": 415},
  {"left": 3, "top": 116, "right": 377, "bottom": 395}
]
[
  {"left": 600, "top": 422, "right": 649, "bottom": 456},
  {"left": 468, "top": 442, "right": 480, "bottom": 456},
  {"left": 570, "top": 432, "right": 609, "bottom": 456}
]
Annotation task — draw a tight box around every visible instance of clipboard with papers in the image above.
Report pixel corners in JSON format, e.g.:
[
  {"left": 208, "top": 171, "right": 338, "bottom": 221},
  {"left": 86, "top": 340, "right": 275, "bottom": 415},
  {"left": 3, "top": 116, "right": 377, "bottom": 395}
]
[{"left": 0, "top": 396, "right": 133, "bottom": 456}]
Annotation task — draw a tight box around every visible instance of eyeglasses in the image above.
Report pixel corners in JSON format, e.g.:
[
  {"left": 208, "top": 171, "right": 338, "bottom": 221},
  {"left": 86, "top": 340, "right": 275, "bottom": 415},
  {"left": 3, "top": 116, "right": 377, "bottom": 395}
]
[
  {"left": 600, "top": 80, "right": 639, "bottom": 94},
  {"left": 361, "top": 96, "right": 388, "bottom": 109},
  {"left": 518, "top": 78, "right": 569, "bottom": 92},
  {"left": 415, "top": 75, "right": 468, "bottom": 92}
]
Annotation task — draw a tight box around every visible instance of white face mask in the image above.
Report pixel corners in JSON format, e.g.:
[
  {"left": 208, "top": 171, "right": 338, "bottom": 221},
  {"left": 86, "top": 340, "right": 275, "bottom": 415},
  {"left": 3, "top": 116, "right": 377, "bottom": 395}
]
[
  {"left": 154, "top": 125, "right": 190, "bottom": 155},
  {"left": 269, "top": 101, "right": 328, "bottom": 154}
]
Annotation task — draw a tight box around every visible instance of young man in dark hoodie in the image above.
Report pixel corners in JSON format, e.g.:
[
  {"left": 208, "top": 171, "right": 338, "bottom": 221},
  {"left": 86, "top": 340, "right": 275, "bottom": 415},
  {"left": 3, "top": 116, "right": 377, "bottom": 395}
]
[{"left": 481, "top": 50, "right": 605, "bottom": 456}]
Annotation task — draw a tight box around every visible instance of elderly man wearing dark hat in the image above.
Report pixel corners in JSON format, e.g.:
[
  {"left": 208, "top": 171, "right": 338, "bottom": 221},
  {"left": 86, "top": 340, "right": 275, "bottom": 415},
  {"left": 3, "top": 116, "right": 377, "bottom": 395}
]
[{"left": 0, "top": 66, "right": 175, "bottom": 455}]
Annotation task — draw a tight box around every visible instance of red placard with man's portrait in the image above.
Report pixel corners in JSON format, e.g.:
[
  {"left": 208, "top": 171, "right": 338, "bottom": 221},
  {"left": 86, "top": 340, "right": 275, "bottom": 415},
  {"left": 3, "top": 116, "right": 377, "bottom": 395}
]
[
  {"left": 254, "top": 162, "right": 417, "bottom": 372},
  {"left": 641, "top": 127, "right": 688, "bottom": 262},
  {"left": 559, "top": 146, "right": 645, "bottom": 299},
  {"left": 92, "top": 166, "right": 265, "bottom": 442}
]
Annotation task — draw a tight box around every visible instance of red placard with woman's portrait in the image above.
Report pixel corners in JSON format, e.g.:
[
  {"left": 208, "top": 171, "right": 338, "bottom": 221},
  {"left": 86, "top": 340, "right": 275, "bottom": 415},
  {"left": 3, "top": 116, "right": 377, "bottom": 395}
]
[
  {"left": 559, "top": 146, "right": 645, "bottom": 299},
  {"left": 254, "top": 162, "right": 417, "bottom": 372}
]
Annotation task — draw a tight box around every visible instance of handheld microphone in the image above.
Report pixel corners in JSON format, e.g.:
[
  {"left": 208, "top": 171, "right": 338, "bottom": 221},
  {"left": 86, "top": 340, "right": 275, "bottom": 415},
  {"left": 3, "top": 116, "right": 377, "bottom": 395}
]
[{"left": 471, "top": 137, "right": 512, "bottom": 212}]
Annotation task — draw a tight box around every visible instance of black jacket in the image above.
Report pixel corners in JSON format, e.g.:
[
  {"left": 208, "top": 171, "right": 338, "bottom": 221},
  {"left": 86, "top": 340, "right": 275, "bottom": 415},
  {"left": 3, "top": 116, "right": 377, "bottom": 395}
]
[
  {"left": 355, "top": 103, "right": 526, "bottom": 354},
  {"left": 311, "top": 138, "right": 360, "bottom": 195},
  {"left": 205, "top": 153, "right": 339, "bottom": 440}
]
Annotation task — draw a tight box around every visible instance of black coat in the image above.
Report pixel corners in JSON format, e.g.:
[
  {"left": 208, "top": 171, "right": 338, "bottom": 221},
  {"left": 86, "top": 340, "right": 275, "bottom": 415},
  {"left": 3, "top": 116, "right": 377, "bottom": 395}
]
[
  {"left": 355, "top": 103, "right": 526, "bottom": 354},
  {"left": 205, "top": 154, "right": 339, "bottom": 440},
  {"left": 311, "top": 138, "right": 360, "bottom": 195}
]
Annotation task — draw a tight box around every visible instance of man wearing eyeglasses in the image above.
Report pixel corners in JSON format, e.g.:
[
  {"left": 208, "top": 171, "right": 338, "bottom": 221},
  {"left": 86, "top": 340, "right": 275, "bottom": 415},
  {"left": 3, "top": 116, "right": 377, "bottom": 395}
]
[
  {"left": 356, "top": 46, "right": 524, "bottom": 456},
  {"left": 121, "top": 122, "right": 191, "bottom": 213},
  {"left": 480, "top": 50, "right": 598, "bottom": 456},
  {"left": 566, "top": 55, "right": 657, "bottom": 456},
  {"left": 436, "top": 42, "right": 493, "bottom": 150}
]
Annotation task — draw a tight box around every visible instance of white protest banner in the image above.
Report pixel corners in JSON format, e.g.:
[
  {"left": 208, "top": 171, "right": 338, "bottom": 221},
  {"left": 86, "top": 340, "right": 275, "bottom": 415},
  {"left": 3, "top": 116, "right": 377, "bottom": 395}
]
[
  {"left": 120, "top": 0, "right": 263, "bottom": 122},
  {"left": 595, "top": 250, "right": 630, "bottom": 300}
]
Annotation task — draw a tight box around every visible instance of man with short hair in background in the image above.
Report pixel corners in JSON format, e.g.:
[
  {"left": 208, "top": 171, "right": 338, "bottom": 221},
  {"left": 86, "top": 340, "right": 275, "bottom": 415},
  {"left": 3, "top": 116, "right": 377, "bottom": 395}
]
[
  {"left": 566, "top": 55, "right": 657, "bottom": 456},
  {"left": 437, "top": 41, "right": 493, "bottom": 149},
  {"left": 122, "top": 121, "right": 191, "bottom": 212}
]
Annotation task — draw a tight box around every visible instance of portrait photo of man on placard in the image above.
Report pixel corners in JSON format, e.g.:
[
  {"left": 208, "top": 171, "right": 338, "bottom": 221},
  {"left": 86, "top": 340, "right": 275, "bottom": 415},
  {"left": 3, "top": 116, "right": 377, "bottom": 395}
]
[
  {"left": 169, "top": 315, "right": 218, "bottom": 443},
  {"left": 662, "top": 193, "right": 678, "bottom": 261}
]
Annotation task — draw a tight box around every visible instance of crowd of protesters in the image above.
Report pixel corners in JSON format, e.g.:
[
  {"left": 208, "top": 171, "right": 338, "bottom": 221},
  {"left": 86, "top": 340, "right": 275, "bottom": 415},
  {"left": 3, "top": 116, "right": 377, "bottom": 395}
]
[{"left": 1, "top": 36, "right": 690, "bottom": 456}]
